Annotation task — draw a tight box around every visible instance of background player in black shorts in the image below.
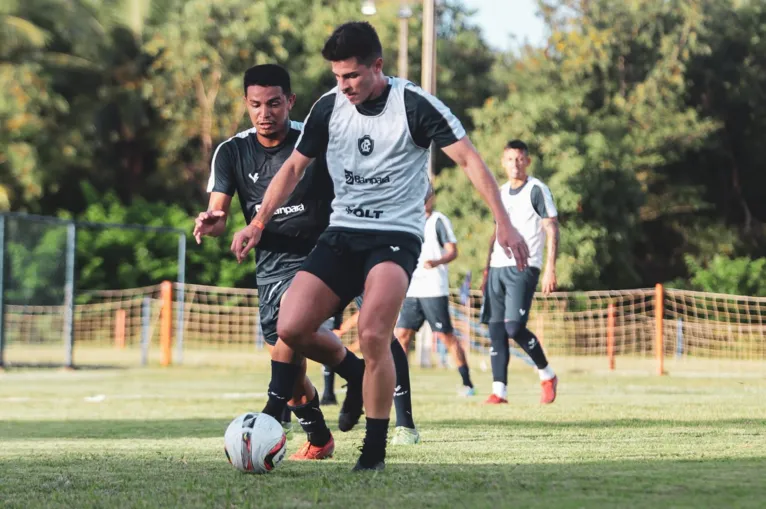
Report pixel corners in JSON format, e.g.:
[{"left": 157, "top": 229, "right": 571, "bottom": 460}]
[
  {"left": 194, "top": 64, "right": 355, "bottom": 461},
  {"left": 394, "top": 190, "right": 475, "bottom": 396}
]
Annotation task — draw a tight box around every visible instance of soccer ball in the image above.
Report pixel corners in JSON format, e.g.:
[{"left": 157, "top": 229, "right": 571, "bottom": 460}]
[{"left": 224, "top": 412, "right": 287, "bottom": 474}]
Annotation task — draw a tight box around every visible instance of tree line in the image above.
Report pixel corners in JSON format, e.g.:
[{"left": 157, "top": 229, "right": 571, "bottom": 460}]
[{"left": 1, "top": 0, "right": 765, "bottom": 300}]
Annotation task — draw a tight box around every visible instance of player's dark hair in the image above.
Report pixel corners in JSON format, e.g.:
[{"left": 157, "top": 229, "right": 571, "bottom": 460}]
[
  {"left": 321, "top": 21, "right": 383, "bottom": 65},
  {"left": 505, "top": 139, "right": 529, "bottom": 154},
  {"left": 243, "top": 64, "right": 292, "bottom": 95}
]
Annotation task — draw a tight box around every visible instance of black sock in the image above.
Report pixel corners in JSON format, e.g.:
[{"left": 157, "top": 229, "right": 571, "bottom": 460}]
[
  {"left": 509, "top": 324, "right": 549, "bottom": 370},
  {"left": 280, "top": 405, "right": 291, "bottom": 424},
  {"left": 289, "top": 390, "right": 331, "bottom": 446},
  {"left": 489, "top": 322, "right": 509, "bottom": 384},
  {"left": 458, "top": 365, "right": 473, "bottom": 388},
  {"left": 391, "top": 338, "right": 415, "bottom": 429},
  {"left": 332, "top": 348, "right": 365, "bottom": 384},
  {"left": 262, "top": 361, "right": 300, "bottom": 420},
  {"left": 360, "top": 417, "right": 389, "bottom": 466},
  {"left": 322, "top": 365, "right": 335, "bottom": 398}
]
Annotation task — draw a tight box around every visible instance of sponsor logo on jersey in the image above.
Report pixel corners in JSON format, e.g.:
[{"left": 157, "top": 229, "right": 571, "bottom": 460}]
[
  {"left": 357, "top": 135, "right": 374, "bottom": 156},
  {"left": 248, "top": 172, "right": 259, "bottom": 184},
  {"left": 344, "top": 170, "right": 390, "bottom": 186},
  {"left": 345, "top": 206, "right": 383, "bottom": 219},
  {"left": 255, "top": 203, "right": 305, "bottom": 216}
]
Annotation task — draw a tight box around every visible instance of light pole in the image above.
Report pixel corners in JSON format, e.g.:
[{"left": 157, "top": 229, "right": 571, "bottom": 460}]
[
  {"left": 420, "top": 0, "right": 436, "bottom": 178},
  {"left": 361, "top": 1, "right": 436, "bottom": 177},
  {"left": 397, "top": 5, "right": 413, "bottom": 80}
]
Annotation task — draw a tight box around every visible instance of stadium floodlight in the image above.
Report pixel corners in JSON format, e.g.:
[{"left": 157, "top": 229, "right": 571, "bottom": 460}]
[{"left": 361, "top": 0, "right": 377, "bottom": 16}]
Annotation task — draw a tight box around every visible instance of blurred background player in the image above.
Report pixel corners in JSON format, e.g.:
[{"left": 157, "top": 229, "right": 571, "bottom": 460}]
[
  {"left": 480, "top": 139, "right": 559, "bottom": 405},
  {"left": 394, "top": 190, "right": 476, "bottom": 396},
  {"left": 194, "top": 64, "right": 344, "bottom": 461}
]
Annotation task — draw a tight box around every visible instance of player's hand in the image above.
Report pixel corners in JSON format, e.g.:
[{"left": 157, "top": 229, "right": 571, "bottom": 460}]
[
  {"left": 424, "top": 260, "right": 438, "bottom": 269},
  {"left": 542, "top": 269, "right": 557, "bottom": 296},
  {"left": 193, "top": 210, "right": 226, "bottom": 244},
  {"left": 496, "top": 219, "right": 529, "bottom": 271},
  {"left": 230, "top": 224, "right": 263, "bottom": 263}
]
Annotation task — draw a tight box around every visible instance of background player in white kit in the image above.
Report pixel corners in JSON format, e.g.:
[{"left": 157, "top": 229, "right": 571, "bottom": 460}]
[
  {"left": 394, "top": 190, "right": 476, "bottom": 396},
  {"left": 233, "top": 22, "right": 529, "bottom": 471},
  {"left": 481, "top": 140, "right": 559, "bottom": 405}
]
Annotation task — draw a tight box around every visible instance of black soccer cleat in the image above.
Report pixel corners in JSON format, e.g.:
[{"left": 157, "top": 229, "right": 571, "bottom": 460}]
[
  {"left": 320, "top": 394, "right": 338, "bottom": 406},
  {"left": 352, "top": 457, "right": 385, "bottom": 472},
  {"left": 338, "top": 382, "right": 363, "bottom": 432}
]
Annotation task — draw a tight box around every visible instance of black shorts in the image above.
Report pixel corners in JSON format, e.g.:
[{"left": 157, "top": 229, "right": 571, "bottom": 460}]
[
  {"left": 257, "top": 276, "right": 294, "bottom": 346},
  {"left": 396, "top": 296, "right": 454, "bottom": 334},
  {"left": 480, "top": 266, "right": 540, "bottom": 325},
  {"left": 300, "top": 228, "right": 421, "bottom": 311}
]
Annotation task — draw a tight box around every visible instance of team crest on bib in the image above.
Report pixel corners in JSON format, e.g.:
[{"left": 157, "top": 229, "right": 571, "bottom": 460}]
[{"left": 358, "top": 135, "right": 374, "bottom": 156}]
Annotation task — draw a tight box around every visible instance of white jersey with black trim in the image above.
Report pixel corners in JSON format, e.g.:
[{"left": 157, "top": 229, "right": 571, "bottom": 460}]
[
  {"left": 296, "top": 77, "right": 466, "bottom": 240},
  {"left": 490, "top": 177, "right": 557, "bottom": 270},
  {"left": 407, "top": 211, "right": 458, "bottom": 298}
]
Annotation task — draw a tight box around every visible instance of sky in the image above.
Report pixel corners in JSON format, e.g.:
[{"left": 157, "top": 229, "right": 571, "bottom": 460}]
[{"left": 461, "top": 0, "right": 547, "bottom": 51}]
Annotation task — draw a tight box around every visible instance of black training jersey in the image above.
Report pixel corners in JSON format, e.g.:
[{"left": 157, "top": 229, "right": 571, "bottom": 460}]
[{"left": 207, "top": 121, "right": 333, "bottom": 284}]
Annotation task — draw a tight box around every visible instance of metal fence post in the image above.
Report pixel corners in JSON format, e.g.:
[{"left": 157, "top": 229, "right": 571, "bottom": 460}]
[
  {"left": 175, "top": 233, "right": 186, "bottom": 364},
  {"left": 141, "top": 296, "right": 151, "bottom": 366},
  {"left": 63, "top": 221, "right": 76, "bottom": 369},
  {"left": 0, "top": 215, "right": 6, "bottom": 369}
]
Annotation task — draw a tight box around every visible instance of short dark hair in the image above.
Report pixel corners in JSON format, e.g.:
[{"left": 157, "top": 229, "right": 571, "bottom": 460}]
[
  {"left": 321, "top": 21, "right": 383, "bottom": 65},
  {"left": 505, "top": 139, "right": 529, "bottom": 154},
  {"left": 243, "top": 64, "right": 291, "bottom": 95}
]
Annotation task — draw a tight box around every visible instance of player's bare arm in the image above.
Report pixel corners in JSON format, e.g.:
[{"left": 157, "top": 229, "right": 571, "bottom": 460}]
[
  {"left": 441, "top": 137, "right": 530, "bottom": 270},
  {"left": 424, "top": 242, "right": 457, "bottom": 269},
  {"left": 193, "top": 192, "right": 232, "bottom": 244},
  {"left": 541, "top": 216, "right": 559, "bottom": 295},
  {"left": 230, "top": 150, "right": 314, "bottom": 263}
]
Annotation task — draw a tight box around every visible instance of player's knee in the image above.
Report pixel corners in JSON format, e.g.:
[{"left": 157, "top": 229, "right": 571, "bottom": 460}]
[
  {"left": 276, "top": 319, "right": 304, "bottom": 347},
  {"left": 394, "top": 327, "right": 414, "bottom": 342},
  {"left": 439, "top": 332, "right": 457, "bottom": 347},
  {"left": 358, "top": 327, "right": 391, "bottom": 358},
  {"left": 504, "top": 320, "right": 523, "bottom": 339}
]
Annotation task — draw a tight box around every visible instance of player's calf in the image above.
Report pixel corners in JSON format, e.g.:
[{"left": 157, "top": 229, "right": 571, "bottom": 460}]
[
  {"left": 506, "top": 321, "right": 557, "bottom": 403},
  {"left": 288, "top": 389, "right": 335, "bottom": 460}
]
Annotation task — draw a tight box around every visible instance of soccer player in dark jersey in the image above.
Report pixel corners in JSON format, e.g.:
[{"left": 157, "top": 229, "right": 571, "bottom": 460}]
[
  {"left": 233, "top": 23, "right": 529, "bottom": 471},
  {"left": 194, "top": 64, "right": 349, "bottom": 461}
]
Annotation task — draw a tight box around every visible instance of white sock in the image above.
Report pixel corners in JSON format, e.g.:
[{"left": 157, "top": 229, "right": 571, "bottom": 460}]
[
  {"left": 538, "top": 365, "right": 556, "bottom": 381},
  {"left": 492, "top": 381, "right": 507, "bottom": 399}
]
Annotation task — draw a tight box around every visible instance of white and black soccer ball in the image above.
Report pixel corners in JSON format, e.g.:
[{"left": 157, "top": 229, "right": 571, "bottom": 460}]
[{"left": 224, "top": 412, "right": 287, "bottom": 474}]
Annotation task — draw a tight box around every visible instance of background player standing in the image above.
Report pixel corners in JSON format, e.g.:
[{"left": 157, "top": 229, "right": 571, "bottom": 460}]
[
  {"left": 481, "top": 139, "right": 559, "bottom": 405},
  {"left": 394, "top": 190, "right": 475, "bottom": 396}
]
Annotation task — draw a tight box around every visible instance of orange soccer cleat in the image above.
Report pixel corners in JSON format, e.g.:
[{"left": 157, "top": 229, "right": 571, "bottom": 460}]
[
  {"left": 484, "top": 393, "right": 509, "bottom": 404},
  {"left": 289, "top": 434, "right": 335, "bottom": 461},
  {"left": 540, "top": 376, "right": 558, "bottom": 404}
]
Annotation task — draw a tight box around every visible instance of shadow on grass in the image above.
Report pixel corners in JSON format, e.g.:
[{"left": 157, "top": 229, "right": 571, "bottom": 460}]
[
  {"left": 0, "top": 455, "right": 764, "bottom": 509},
  {"left": 1, "top": 418, "right": 763, "bottom": 440},
  {"left": 429, "top": 418, "right": 766, "bottom": 430}
]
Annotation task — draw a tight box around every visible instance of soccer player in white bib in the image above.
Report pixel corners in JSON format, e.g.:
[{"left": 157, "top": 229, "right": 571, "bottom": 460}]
[
  {"left": 480, "top": 140, "right": 560, "bottom": 405},
  {"left": 232, "top": 22, "right": 529, "bottom": 471},
  {"left": 394, "top": 190, "right": 476, "bottom": 396}
]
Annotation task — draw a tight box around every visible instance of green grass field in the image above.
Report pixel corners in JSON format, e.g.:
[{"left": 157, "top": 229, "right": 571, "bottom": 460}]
[{"left": 1, "top": 352, "right": 765, "bottom": 508}]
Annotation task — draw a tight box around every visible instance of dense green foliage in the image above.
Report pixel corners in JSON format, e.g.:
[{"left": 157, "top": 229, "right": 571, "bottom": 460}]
[{"left": 2, "top": 0, "right": 765, "bottom": 296}]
